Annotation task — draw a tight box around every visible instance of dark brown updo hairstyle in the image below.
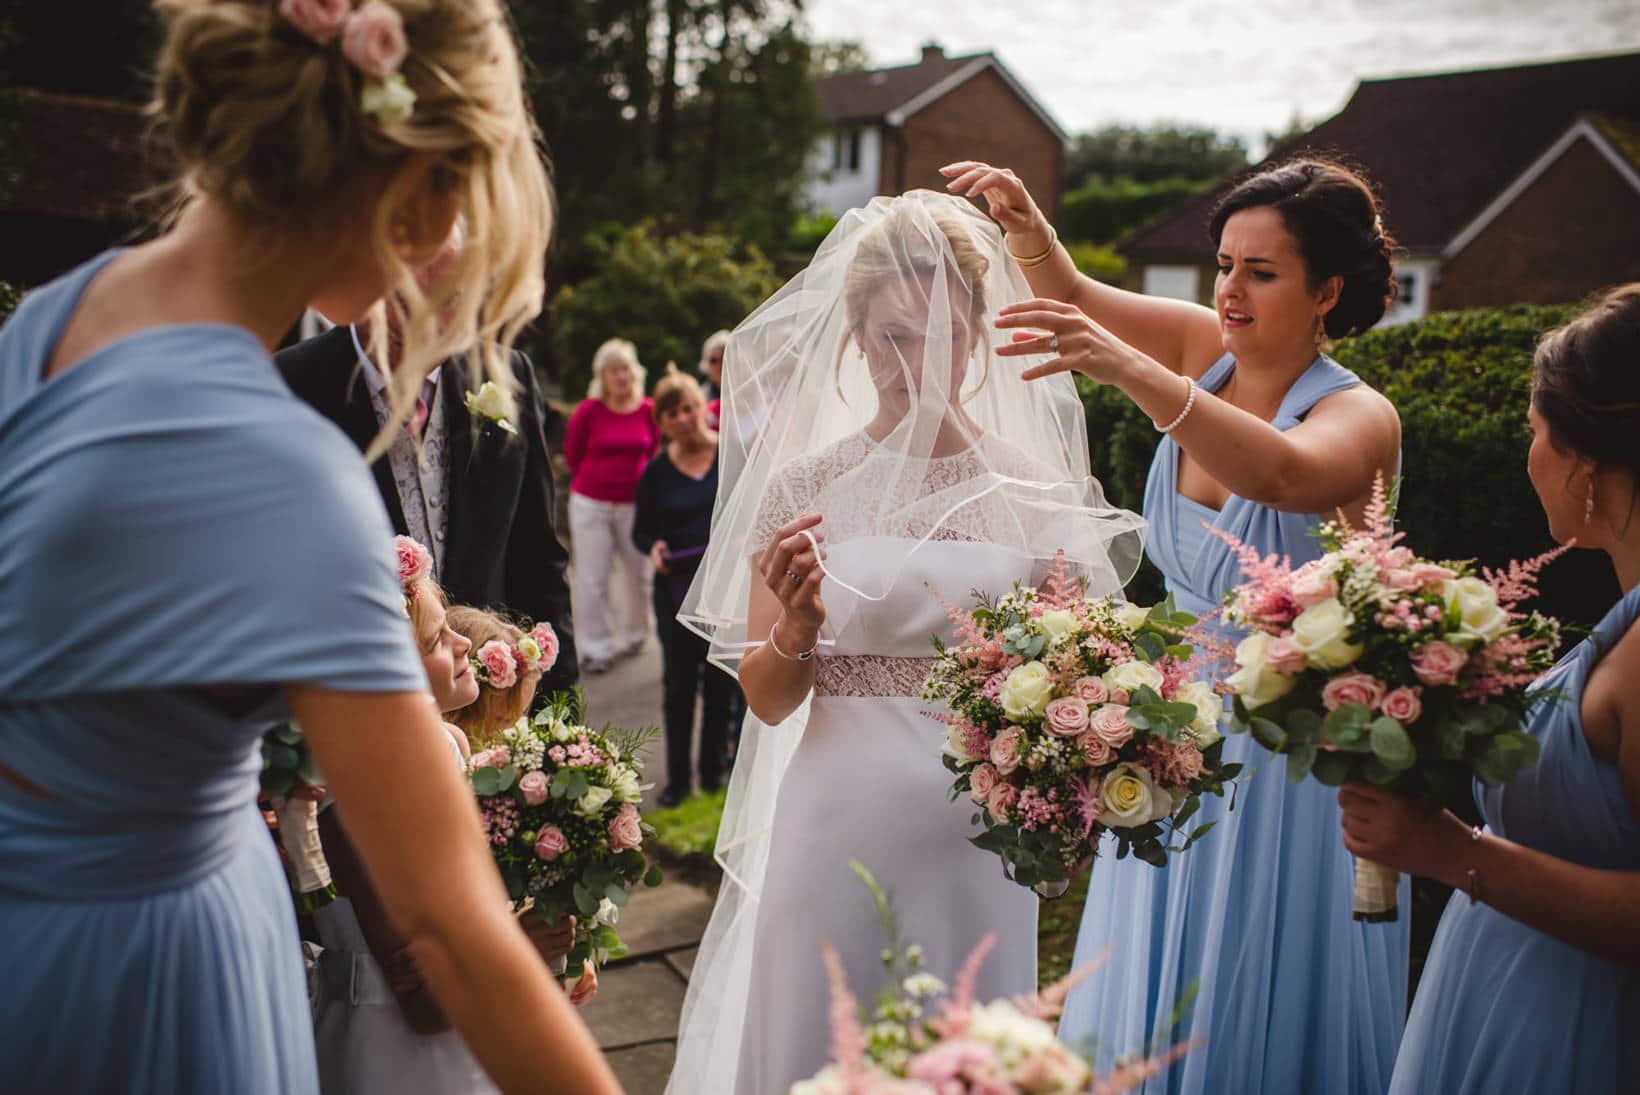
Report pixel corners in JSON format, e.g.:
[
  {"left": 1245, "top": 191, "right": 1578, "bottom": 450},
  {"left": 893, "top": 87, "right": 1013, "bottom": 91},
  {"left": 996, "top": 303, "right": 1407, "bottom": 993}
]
[
  {"left": 1208, "top": 160, "right": 1398, "bottom": 339},
  {"left": 1531, "top": 284, "right": 1640, "bottom": 507}
]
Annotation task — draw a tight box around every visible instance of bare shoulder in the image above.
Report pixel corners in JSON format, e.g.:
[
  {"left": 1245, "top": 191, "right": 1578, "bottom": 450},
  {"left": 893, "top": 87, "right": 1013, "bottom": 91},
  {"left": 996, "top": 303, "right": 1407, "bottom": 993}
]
[{"left": 1308, "top": 383, "right": 1402, "bottom": 449}]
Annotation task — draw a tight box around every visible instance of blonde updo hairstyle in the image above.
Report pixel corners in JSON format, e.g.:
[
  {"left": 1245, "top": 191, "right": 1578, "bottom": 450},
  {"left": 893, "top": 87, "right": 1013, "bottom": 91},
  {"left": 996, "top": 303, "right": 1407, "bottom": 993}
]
[
  {"left": 445, "top": 605, "right": 542, "bottom": 746},
  {"left": 151, "top": 0, "right": 552, "bottom": 452},
  {"left": 586, "top": 338, "right": 647, "bottom": 401},
  {"left": 840, "top": 198, "right": 992, "bottom": 399}
]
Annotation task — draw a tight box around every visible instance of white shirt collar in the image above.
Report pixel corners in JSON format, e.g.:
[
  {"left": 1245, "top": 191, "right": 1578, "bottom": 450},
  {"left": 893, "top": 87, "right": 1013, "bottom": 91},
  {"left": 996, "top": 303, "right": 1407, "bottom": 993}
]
[{"left": 350, "top": 324, "right": 441, "bottom": 396}]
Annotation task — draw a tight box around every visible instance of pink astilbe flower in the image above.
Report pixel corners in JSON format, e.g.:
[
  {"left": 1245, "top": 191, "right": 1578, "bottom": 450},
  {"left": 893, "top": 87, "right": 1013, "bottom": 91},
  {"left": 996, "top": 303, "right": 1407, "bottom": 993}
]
[
  {"left": 1033, "top": 550, "right": 1083, "bottom": 609},
  {"left": 1092, "top": 1040, "right": 1200, "bottom": 1095},
  {"left": 821, "top": 942, "right": 869, "bottom": 1072},
  {"left": 1462, "top": 633, "right": 1553, "bottom": 700},
  {"left": 1024, "top": 944, "right": 1111, "bottom": 1022},
  {"left": 1206, "top": 526, "right": 1298, "bottom": 628},
  {"left": 1158, "top": 656, "right": 1190, "bottom": 699},
  {"left": 1482, "top": 541, "right": 1574, "bottom": 614},
  {"left": 950, "top": 933, "right": 998, "bottom": 1013}
]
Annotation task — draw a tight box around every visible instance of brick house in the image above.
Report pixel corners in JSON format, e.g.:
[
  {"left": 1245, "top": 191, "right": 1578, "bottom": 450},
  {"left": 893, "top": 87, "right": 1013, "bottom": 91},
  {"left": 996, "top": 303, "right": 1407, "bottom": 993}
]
[
  {"left": 1120, "top": 52, "right": 1640, "bottom": 321},
  {"left": 806, "top": 44, "right": 1067, "bottom": 220}
]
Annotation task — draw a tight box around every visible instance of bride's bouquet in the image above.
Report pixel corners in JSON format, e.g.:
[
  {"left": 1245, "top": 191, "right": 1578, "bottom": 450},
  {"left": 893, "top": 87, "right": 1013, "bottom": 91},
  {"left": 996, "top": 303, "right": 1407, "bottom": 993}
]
[
  {"left": 791, "top": 864, "right": 1189, "bottom": 1095},
  {"left": 1214, "top": 478, "right": 1565, "bottom": 920},
  {"left": 924, "top": 558, "right": 1237, "bottom": 897},
  {"left": 467, "top": 690, "right": 662, "bottom": 970}
]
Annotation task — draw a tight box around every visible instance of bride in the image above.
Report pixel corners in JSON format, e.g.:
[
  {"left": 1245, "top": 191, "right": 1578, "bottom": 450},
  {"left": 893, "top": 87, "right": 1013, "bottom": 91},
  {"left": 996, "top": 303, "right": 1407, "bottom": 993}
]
[{"left": 666, "top": 191, "right": 1145, "bottom": 1093}]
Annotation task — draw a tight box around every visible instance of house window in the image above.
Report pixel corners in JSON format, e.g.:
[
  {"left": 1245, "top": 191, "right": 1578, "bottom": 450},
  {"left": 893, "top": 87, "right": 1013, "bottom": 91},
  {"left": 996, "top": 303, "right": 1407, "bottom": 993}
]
[
  {"left": 832, "top": 129, "right": 862, "bottom": 174},
  {"left": 1142, "top": 265, "right": 1201, "bottom": 303}
]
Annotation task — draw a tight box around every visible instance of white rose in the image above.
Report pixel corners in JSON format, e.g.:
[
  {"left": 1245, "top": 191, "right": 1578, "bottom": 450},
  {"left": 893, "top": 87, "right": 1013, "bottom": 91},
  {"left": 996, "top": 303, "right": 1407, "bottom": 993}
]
[
  {"left": 1036, "top": 609, "right": 1078, "bottom": 646},
  {"left": 596, "top": 896, "right": 620, "bottom": 927},
  {"left": 609, "top": 765, "right": 643, "bottom": 803},
  {"left": 999, "top": 661, "right": 1055, "bottom": 720},
  {"left": 466, "top": 380, "right": 516, "bottom": 424},
  {"left": 1289, "top": 597, "right": 1364, "bottom": 669},
  {"left": 1224, "top": 632, "right": 1299, "bottom": 709},
  {"left": 575, "top": 785, "right": 614, "bottom": 817},
  {"left": 1100, "top": 762, "right": 1173, "bottom": 826},
  {"left": 1176, "top": 679, "right": 1223, "bottom": 747},
  {"left": 515, "top": 634, "right": 542, "bottom": 665},
  {"left": 1443, "top": 577, "right": 1510, "bottom": 646},
  {"left": 1103, "top": 659, "right": 1165, "bottom": 699},
  {"left": 1114, "top": 602, "right": 1152, "bottom": 632}
]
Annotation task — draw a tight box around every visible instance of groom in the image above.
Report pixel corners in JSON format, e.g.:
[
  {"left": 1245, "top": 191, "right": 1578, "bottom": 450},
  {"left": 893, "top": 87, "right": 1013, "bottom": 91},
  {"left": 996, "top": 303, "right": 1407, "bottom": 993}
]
[{"left": 277, "top": 311, "right": 578, "bottom": 695}]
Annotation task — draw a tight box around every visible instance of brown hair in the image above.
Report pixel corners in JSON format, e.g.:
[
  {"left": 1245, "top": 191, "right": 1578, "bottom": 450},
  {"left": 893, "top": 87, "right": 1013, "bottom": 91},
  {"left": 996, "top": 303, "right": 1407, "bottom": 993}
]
[
  {"left": 445, "top": 605, "right": 541, "bottom": 745},
  {"left": 653, "top": 363, "right": 707, "bottom": 421},
  {"left": 1209, "top": 159, "right": 1398, "bottom": 339},
  {"left": 1533, "top": 283, "right": 1640, "bottom": 512}
]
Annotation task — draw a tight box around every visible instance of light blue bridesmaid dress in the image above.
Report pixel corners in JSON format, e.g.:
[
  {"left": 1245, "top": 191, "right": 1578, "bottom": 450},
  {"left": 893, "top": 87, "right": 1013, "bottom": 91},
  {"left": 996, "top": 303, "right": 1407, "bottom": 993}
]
[
  {"left": 1059, "top": 353, "right": 1410, "bottom": 1094},
  {"left": 0, "top": 253, "right": 426, "bottom": 1093},
  {"left": 1389, "top": 583, "right": 1640, "bottom": 1094}
]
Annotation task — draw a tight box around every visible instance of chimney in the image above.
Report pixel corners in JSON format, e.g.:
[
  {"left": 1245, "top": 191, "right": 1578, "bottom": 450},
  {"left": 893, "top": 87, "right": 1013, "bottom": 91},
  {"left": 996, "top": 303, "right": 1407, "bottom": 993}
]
[{"left": 921, "top": 42, "right": 944, "bottom": 64}]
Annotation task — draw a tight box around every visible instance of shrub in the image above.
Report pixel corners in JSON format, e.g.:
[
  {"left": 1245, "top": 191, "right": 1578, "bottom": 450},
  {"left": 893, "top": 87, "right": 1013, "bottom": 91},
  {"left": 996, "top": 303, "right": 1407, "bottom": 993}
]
[
  {"left": 0, "top": 281, "right": 21, "bottom": 326},
  {"left": 1059, "top": 175, "right": 1211, "bottom": 245},
  {"left": 547, "top": 224, "right": 783, "bottom": 399},
  {"left": 1063, "top": 241, "right": 1127, "bottom": 285}
]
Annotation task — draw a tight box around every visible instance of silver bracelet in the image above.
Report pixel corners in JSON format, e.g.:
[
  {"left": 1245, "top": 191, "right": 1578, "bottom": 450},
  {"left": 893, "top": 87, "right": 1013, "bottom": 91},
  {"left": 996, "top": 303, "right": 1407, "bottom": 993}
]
[
  {"left": 767, "top": 621, "right": 817, "bottom": 662},
  {"left": 1155, "top": 375, "right": 1197, "bottom": 434}
]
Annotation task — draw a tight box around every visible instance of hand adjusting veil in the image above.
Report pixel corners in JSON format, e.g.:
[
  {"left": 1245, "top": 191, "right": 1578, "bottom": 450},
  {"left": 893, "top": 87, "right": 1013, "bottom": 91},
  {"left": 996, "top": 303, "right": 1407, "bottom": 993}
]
[{"left": 667, "top": 190, "right": 1144, "bottom": 1093}]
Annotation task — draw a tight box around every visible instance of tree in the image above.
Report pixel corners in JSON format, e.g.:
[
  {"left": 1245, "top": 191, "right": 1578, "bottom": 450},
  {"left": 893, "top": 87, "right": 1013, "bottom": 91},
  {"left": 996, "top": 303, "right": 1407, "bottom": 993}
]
[{"left": 1064, "top": 124, "right": 1249, "bottom": 189}]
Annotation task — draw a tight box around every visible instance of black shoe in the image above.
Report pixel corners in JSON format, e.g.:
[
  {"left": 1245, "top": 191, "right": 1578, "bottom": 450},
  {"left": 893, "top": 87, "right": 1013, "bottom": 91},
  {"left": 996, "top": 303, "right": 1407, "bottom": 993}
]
[
  {"left": 699, "top": 777, "right": 723, "bottom": 795},
  {"left": 657, "top": 786, "right": 686, "bottom": 809}
]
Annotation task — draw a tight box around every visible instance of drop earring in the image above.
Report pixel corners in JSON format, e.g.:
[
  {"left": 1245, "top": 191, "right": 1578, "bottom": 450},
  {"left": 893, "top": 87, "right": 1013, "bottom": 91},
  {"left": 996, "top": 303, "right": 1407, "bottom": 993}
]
[
  {"left": 1586, "top": 478, "right": 1596, "bottom": 523},
  {"left": 1313, "top": 313, "right": 1327, "bottom": 346}
]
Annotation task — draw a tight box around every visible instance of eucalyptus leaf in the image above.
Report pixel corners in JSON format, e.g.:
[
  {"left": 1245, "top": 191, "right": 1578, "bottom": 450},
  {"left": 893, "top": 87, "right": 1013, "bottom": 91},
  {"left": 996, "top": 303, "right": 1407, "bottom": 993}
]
[
  {"left": 496, "top": 765, "right": 518, "bottom": 793},
  {"left": 571, "top": 882, "right": 600, "bottom": 918},
  {"left": 604, "top": 883, "right": 629, "bottom": 907},
  {"left": 1369, "top": 717, "right": 1416, "bottom": 770},
  {"left": 643, "top": 863, "right": 664, "bottom": 888},
  {"left": 1249, "top": 717, "right": 1287, "bottom": 752},
  {"left": 1285, "top": 708, "right": 1324, "bottom": 745},
  {"left": 471, "top": 766, "right": 502, "bottom": 797},
  {"left": 1286, "top": 744, "right": 1317, "bottom": 783},
  {"left": 1362, "top": 757, "right": 1399, "bottom": 786},
  {"left": 1310, "top": 751, "right": 1356, "bottom": 786}
]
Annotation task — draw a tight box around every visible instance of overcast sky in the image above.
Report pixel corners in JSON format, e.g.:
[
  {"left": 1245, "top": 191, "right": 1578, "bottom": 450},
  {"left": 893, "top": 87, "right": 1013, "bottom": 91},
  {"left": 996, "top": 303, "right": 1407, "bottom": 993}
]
[{"left": 801, "top": 0, "right": 1640, "bottom": 153}]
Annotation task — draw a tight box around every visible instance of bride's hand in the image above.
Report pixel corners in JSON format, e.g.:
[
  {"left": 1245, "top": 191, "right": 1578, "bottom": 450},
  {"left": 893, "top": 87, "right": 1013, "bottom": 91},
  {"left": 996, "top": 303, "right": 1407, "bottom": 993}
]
[
  {"left": 939, "top": 160, "right": 1047, "bottom": 237},
  {"left": 994, "top": 297, "right": 1149, "bottom": 387},
  {"left": 758, "top": 514, "right": 826, "bottom": 635}
]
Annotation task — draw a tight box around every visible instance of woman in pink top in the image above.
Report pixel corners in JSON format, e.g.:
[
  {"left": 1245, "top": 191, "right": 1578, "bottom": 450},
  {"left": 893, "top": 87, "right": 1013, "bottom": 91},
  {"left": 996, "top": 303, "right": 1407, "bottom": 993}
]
[{"left": 564, "top": 339, "right": 661, "bottom": 672}]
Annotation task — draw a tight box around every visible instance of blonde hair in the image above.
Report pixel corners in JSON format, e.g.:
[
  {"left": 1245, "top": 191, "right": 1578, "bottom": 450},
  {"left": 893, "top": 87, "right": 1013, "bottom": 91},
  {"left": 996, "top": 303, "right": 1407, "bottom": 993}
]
[
  {"left": 652, "top": 363, "right": 706, "bottom": 421},
  {"left": 446, "top": 605, "right": 541, "bottom": 745},
  {"left": 150, "top": 0, "right": 552, "bottom": 455},
  {"left": 586, "top": 338, "right": 646, "bottom": 401},
  {"left": 699, "top": 330, "right": 731, "bottom": 374},
  {"left": 406, "top": 576, "right": 450, "bottom": 653}
]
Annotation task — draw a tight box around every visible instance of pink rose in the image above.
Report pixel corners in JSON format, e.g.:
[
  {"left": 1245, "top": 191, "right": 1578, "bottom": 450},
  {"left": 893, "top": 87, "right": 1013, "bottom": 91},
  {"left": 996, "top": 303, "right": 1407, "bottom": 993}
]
[
  {"left": 968, "top": 763, "right": 1000, "bottom": 804},
  {"left": 986, "top": 781, "right": 1018, "bottom": 824},
  {"left": 908, "top": 1037, "right": 998, "bottom": 1087},
  {"left": 1381, "top": 687, "right": 1423, "bottom": 724},
  {"left": 518, "top": 769, "right": 549, "bottom": 806},
  {"left": 1077, "top": 730, "right": 1114, "bottom": 767},
  {"left": 1265, "top": 636, "right": 1307, "bottom": 675},
  {"left": 342, "top": 0, "right": 409, "bottom": 78},
  {"left": 608, "top": 802, "right": 643, "bottom": 853},
  {"left": 1290, "top": 559, "right": 1339, "bottom": 608},
  {"left": 280, "top": 0, "right": 351, "bottom": 43},
  {"left": 530, "top": 623, "right": 560, "bottom": 672},
  {"left": 534, "top": 825, "right": 569, "bottom": 862},
  {"left": 470, "top": 745, "right": 510, "bottom": 770},
  {"left": 1321, "top": 672, "right": 1387, "bottom": 712},
  {"left": 1412, "top": 640, "right": 1468, "bottom": 686},
  {"left": 1044, "top": 696, "right": 1091, "bottom": 739},
  {"left": 394, "top": 535, "right": 432, "bottom": 585},
  {"left": 1408, "top": 562, "right": 1459, "bottom": 589},
  {"left": 1378, "top": 546, "right": 1416, "bottom": 570},
  {"left": 1071, "top": 676, "right": 1109, "bottom": 704},
  {"left": 1088, "top": 703, "right": 1134, "bottom": 748},
  {"left": 989, "top": 727, "right": 1024, "bottom": 776},
  {"left": 1382, "top": 568, "right": 1426, "bottom": 592},
  {"left": 477, "top": 640, "right": 519, "bottom": 689}
]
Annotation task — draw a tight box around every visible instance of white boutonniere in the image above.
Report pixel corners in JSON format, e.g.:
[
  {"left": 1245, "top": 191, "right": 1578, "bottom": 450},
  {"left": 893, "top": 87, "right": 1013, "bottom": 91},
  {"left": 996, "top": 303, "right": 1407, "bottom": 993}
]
[{"left": 465, "top": 381, "right": 518, "bottom": 435}]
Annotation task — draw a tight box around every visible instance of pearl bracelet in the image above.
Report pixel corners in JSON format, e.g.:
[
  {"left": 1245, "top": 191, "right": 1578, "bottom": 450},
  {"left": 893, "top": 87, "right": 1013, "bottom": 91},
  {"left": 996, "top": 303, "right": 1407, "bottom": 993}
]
[
  {"left": 1465, "top": 824, "right": 1483, "bottom": 905},
  {"left": 1154, "top": 376, "right": 1197, "bottom": 433}
]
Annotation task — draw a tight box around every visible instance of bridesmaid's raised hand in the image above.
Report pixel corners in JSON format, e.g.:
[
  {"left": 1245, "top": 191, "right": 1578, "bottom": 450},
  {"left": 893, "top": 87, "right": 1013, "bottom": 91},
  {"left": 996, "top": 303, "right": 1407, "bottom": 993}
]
[
  {"left": 940, "top": 161, "right": 1046, "bottom": 237},
  {"left": 994, "top": 297, "right": 1151, "bottom": 386}
]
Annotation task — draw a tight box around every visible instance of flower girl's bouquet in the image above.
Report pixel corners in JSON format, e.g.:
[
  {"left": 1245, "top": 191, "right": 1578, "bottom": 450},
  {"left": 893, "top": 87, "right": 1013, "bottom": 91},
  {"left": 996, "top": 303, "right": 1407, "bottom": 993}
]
[
  {"left": 924, "top": 558, "right": 1238, "bottom": 897},
  {"left": 260, "top": 721, "right": 334, "bottom": 911},
  {"left": 467, "top": 690, "right": 662, "bottom": 970},
  {"left": 791, "top": 864, "right": 1189, "bottom": 1095},
  {"left": 1215, "top": 478, "right": 1565, "bottom": 920}
]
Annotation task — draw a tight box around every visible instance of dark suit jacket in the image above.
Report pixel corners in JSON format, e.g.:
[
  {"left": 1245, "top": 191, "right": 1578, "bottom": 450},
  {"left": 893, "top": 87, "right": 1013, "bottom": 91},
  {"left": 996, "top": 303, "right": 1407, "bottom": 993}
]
[{"left": 275, "top": 326, "right": 579, "bottom": 694}]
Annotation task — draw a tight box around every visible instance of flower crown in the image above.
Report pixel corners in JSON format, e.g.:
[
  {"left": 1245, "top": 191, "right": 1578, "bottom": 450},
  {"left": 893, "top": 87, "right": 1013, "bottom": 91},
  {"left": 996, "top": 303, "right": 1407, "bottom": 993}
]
[
  {"left": 280, "top": 0, "right": 417, "bottom": 124},
  {"left": 394, "top": 535, "right": 433, "bottom": 612},
  {"left": 471, "top": 623, "right": 560, "bottom": 690}
]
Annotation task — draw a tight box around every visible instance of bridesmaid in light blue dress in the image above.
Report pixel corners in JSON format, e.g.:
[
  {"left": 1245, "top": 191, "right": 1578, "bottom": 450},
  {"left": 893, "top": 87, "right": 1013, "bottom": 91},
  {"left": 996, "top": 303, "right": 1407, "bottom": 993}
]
[
  {"left": 945, "top": 157, "right": 1409, "bottom": 1092},
  {"left": 1340, "top": 285, "right": 1640, "bottom": 1094},
  {"left": 0, "top": 3, "right": 617, "bottom": 1092}
]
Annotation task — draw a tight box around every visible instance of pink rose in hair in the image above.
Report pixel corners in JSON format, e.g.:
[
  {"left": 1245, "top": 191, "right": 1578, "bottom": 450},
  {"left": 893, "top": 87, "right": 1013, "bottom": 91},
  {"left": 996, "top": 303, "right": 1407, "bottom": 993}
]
[
  {"left": 1077, "top": 730, "right": 1114, "bottom": 766},
  {"left": 968, "top": 762, "right": 1000, "bottom": 804},
  {"left": 1381, "top": 687, "right": 1423, "bottom": 724},
  {"left": 1088, "top": 703, "right": 1134, "bottom": 748},
  {"left": 1043, "top": 696, "right": 1090, "bottom": 739},
  {"left": 280, "top": 0, "right": 351, "bottom": 43},
  {"left": 394, "top": 535, "right": 432, "bottom": 586},
  {"left": 534, "top": 825, "right": 569, "bottom": 862},
  {"left": 477, "top": 641, "right": 519, "bottom": 689},
  {"left": 1071, "top": 675, "right": 1109, "bottom": 704},
  {"left": 989, "top": 727, "right": 1024, "bottom": 775},
  {"left": 1412, "top": 640, "right": 1468, "bottom": 686},
  {"left": 608, "top": 803, "right": 643, "bottom": 853},
  {"left": 530, "top": 623, "right": 560, "bottom": 672},
  {"left": 1321, "top": 672, "right": 1386, "bottom": 712},
  {"left": 1266, "top": 636, "right": 1307, "bottom": 675},
  {"left": 518, "top": 770, "right": 549, "bottom": 806},
  {"left": 342, "top": 0, "right": 409, "bottom": 78},
  {"left": 985, "top": 781, "right": 1018, "bottom": 824}
]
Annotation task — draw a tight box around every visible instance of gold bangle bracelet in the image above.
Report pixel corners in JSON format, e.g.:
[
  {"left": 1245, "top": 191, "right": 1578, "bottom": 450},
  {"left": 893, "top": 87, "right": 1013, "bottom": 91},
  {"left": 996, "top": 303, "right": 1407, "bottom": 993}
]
[{"left": 1005, "top": 226, "right": 1058, "bottom": 267}]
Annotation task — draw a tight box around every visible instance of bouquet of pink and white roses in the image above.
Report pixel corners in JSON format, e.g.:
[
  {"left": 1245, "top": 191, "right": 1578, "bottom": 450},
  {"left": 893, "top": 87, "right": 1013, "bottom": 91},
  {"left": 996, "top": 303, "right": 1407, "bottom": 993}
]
[
  {"left": 1215, "top": 478, "right": 1566, "bottom": 920},
  {"left": 791, "top": 863, "right": 1189, "bottom": 1095},
  {"left": 925, "top": 559, "right": 1238, "bottom": 896},
  {"left": 468, "top": 689, "right": 662, "bottom": 970}
]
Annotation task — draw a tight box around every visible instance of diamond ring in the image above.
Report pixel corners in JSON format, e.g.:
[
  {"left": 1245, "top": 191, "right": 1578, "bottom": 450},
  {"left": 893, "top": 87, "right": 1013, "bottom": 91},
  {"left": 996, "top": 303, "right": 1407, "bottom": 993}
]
[{"left": 1049, "top": 333, "right": 1060, "bottom": 353}]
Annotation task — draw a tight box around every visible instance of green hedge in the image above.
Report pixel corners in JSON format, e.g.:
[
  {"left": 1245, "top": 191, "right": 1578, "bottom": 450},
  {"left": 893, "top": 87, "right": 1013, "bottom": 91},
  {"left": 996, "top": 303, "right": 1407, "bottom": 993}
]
[
  {"left": 1059, "top": 176, "right": 1212, "bottom": 246},
  {"left": 0, "top": 281, "right": 21, "bottom": 326},
  {"left": 1081, "top": 303, "right": 1617, "bottom": 628}
]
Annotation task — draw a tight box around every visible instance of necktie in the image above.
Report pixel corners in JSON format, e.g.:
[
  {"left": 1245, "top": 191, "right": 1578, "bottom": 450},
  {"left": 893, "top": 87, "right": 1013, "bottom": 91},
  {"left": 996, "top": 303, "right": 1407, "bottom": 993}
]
[{"left": 408, "top": 394, "right": 430, "bottom": 439}]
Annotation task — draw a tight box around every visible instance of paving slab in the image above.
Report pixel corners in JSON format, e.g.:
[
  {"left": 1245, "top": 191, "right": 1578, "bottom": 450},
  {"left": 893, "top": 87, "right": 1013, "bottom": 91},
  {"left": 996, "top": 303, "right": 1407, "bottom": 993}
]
[
  {"left": 580, "top": 959, "right": 688, "bottom": 1050},
  {"left": 663, "top": 946, "right": 698, "bottom": 982},
  {"left": 605, "top": 1041, "right": 676, "bottom": 1095},
  {"left": 614, "top": 878, "right": 715, "bottom": 962}
]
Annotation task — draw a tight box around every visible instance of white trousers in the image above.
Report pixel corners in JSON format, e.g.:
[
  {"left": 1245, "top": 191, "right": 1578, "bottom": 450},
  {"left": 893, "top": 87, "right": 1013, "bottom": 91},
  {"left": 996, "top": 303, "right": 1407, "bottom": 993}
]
[{"left": 568, "top": 491, "right": 653, "bottom": 662}]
